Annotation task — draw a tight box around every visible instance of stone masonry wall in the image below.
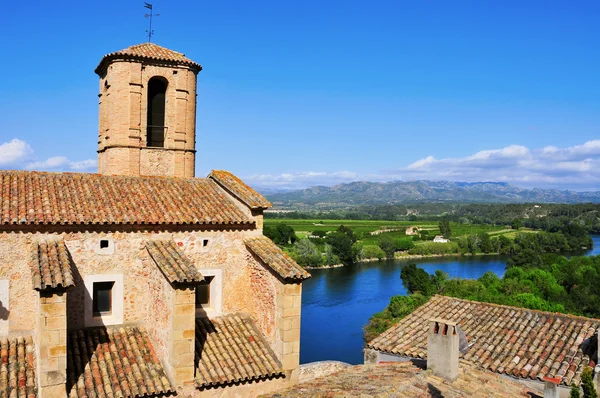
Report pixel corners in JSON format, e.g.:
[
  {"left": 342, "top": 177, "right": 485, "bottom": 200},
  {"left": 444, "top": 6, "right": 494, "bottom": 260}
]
[
  {"left": 274, "top": 283, "right": 302, "bottom": 382},
  {"left": 38, "top": 290, "right": 67, "bottom": 398},
  {"left": 0, "top": 232, "right": 40, "bottom": 333},
  {"left": 170, "top": 286, "right": 195, "bottom": 387},
  {"left": 97, "top": 60, "right": 197, "bottom": 178}
]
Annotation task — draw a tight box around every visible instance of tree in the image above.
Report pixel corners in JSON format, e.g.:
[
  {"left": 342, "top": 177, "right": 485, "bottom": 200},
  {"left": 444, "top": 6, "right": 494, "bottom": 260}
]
[
  {"left": 581, "top": 367, "right": 597, "bottom": 398},
  {"left": 325, "top": 232, "right": 355, "bottom": 265},
  {"left": 478, "top": 232, "right": 493, "bottom": 254},
  {"left": 337, "top": 225, "right": 357, "bottom": 243},
  {"left": 439, "top": 219, "right": 452, "bottom": 239},
  {"left": 360, "top": 245, "right": 384, "bottom": 261},
  {"left": 397, "top": 239, "right": 415, "bottom": 251},
  {"left": 293, "top": 239, "right": 322, "bottom": 267},
  {"left": 400, "top": 264, "right": 433, "bottom": 296},
  {"left": 512, "top": 218, "right": 522, "bottom": 230},
  {"left": 570, "top": 384, "right": 581, "bottom": 398},
  {"left": 323, "top": 244, "right": 340, "bottom": 265},
  {"left": 264, "top": 223, "right": 297, "bottom": 245},
  {"left": 378, "top": 236, "right": 397, "bottom": 259}
]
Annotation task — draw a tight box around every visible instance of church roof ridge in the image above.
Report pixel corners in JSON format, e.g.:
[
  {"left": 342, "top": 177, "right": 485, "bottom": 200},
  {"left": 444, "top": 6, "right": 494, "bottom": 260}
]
[
  {"left": 0, "top": 169, "right": 255, "bottom": 228},
  {"left": 95, "top": 42, "right": 202, "bottom": 74}
]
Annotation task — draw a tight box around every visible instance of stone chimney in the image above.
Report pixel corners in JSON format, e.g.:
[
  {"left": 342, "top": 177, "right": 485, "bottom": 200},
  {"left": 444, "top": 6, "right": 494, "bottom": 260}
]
[
  {"left": 542, "top": 376, "right": 560, "bottom": 398},
  {"left": 427, "top": 319, "right": 459, "bottom": 381}
]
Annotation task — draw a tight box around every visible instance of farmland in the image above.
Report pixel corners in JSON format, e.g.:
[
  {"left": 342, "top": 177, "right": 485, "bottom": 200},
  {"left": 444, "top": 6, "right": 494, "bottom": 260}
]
[{"left": 263, "top": 218, "right": 517, "bottom": 243}]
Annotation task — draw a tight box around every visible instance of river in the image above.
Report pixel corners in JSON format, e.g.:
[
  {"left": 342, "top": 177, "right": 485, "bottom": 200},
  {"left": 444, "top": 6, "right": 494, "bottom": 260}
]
[{"left": 299, "top": 235, "right": 600, "bottom": 365}]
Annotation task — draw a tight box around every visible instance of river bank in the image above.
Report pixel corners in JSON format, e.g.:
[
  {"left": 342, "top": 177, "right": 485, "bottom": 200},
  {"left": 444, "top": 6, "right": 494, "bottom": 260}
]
[{"left": 299, "top": 235, "right": 600, "bottom": 365}]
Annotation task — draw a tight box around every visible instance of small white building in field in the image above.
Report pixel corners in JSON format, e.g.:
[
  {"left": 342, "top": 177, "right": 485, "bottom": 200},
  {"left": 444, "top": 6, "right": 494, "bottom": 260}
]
[{"left": 433, "top": 235, "right": 449, "bottom": 243}]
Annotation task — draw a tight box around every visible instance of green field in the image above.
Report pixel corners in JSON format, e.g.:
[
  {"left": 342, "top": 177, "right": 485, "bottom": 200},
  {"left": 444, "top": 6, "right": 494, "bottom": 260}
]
[{"left": 264, "top": 219, "right": 511, "bottom": 244}]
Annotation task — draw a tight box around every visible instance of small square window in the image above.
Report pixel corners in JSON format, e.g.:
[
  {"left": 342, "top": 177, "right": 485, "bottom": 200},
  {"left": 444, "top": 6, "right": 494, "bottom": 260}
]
[
  {"left": 93, "top": 281, "right": 114, "bottom": 316},
  {"left": 202, "top": 239, "right": 209, "bottom": 247},
  {"left": 195, "top": 276, "right": 214, "bottom": 308},
  {"left": 100, "top": 240, "right": 109, "bottom": 249}
]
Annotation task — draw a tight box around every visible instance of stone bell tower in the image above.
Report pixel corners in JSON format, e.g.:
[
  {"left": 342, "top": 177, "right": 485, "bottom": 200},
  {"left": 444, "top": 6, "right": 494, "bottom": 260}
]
[{"left": 95, "top": 43, "right": 202, "bottom": 177}]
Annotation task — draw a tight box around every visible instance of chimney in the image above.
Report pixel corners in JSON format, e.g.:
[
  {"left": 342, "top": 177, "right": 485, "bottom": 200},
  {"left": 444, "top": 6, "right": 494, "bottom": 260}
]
[
  {"left": 427, "top": 319, "right": 459, "bottom": 381},
  {"left": 542, "top": 376, "right": 560, "bottom": 398}
]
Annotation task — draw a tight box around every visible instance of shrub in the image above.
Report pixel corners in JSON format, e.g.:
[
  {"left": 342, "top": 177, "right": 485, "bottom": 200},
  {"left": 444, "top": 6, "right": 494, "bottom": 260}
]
[{"left": 360, "top": 245, "right": 384, "bottom": 261}]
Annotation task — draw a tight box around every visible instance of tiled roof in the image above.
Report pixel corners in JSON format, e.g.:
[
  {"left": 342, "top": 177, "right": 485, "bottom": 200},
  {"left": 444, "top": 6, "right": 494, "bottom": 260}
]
[
  {"left": 209, "top": 170, "right": 272, "bottom": 209},
  {"left": 95, "top": 43, "right": 202, "bottom": 74},
  {"left": 0, "top": 171, "right": 254, "bottom": 228},
  {"left": 195, "top": 314, "right": 284, "bottom": 388},
  {"left": 31, "top": 240, "right": 75, "bottom": 291},
  {"left": 244, "top": 236, "right": 311, "bottom": 281},
  {"left": 367, "top": 295, "right": 600, "bottom": 387},
  {"left": 145, "top": 240, "right": 203, "bottom": 283},
  {"left": 262, "top": 360, "right": 540, "bottom": 397},
  {"left": 67, "top": 327, "right": 173, "bottom": 398},
  {"left": 0, "top": 336, "right": 37, "bottom": 398}
]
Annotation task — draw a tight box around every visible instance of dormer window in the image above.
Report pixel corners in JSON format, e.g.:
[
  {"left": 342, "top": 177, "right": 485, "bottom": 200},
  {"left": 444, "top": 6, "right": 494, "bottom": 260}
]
[{"left": 147, "top": 77, "right": 168, "bottom": 147}]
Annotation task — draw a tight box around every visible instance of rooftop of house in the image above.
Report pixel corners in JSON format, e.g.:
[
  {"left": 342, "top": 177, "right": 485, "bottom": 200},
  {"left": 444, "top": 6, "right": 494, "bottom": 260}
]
[
  {"left": 245, "top": 236, "right": 311, "bottom": 281},
  {"left": 95, "top": 42, "right": 202, "bottom": 74},
  {"left": 262, "top": 360, "right": 541, "bottom": 398},
  {"left": 66, "top": 326, "right": 174, "bottom": 397},
  {"left": 195, "top": 313, "right": 285, "bottom": 389},
  {"left": 367, "top": 295, "right": 599, "bottom": 387},
  {"left": 0, "top": 170, "right": 270, "bottom": 229}
]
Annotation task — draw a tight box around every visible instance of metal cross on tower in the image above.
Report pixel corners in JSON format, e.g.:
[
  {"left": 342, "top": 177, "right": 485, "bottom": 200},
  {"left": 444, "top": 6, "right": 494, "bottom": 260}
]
[{"left": 144, "top": 3, "right": 160, "bottom": 42}]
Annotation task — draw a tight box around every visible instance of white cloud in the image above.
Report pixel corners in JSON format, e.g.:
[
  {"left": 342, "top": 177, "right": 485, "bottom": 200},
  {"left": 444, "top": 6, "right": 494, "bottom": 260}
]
[
  {"left": 386, "top": 140, "right": 600, "bottom": 190},
  {"left": 0, "top": 138, "right": 96, "bottom": 172},
  {"left": 246, "top": 140, "right": 600, "bottom": 191},
  {"left": 245, "top": 171, "right": 358, "bottom": 189},
  {"left": 0, "top": 139, "right": 33, "bottom": 165},
  {"left": 26, "top": 156, "right": 97, "bottom": 172}
]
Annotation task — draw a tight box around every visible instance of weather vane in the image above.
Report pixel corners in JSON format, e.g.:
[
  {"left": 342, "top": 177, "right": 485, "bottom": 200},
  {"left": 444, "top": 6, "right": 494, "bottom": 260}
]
[{"left": 144, "top": 3, "right": 160, "bottom": 42}]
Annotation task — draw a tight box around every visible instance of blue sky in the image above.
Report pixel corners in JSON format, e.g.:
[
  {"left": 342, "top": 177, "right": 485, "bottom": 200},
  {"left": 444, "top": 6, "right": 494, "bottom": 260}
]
[{"left": 1, "top": 1, "right": 598, "bottom": 191}]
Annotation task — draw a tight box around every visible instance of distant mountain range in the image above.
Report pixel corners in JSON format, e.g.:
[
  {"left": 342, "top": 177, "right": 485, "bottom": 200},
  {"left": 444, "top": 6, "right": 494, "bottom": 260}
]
[{"left": 264, "top": 181, "right": 600, "bottom": 209}]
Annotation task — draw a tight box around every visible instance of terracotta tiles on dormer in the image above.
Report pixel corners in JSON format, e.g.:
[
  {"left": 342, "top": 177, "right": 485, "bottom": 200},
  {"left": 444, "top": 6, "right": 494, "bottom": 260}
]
[
  {"left": 367, "top": 295, "right": 600, "bottom": 387},
  {"left": 31, "top": 240, "right": 74, "bottom": 291},
  {"left": 145, "top": 240, "right": 203, "bottom": 283},
  {"left": 66, "top": 327, "right": 173, "bottom": 397},
  {"left": 0, "top": 171, "right": 254, "bottom": 228},
  {"left": 195, "top": 314, "right": 284, "bottom": 389},
  {"left": 209, "top": 170, "right": 272, "bottom": 209},
  {"left": 245, "top": 236, "right": 311, "bottom": 281}
]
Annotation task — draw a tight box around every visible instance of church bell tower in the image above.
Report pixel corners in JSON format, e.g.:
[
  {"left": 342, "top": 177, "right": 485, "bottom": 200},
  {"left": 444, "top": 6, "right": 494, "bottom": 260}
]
[{"left": 95, "top": 43, "right": 202, "bottom": 177}]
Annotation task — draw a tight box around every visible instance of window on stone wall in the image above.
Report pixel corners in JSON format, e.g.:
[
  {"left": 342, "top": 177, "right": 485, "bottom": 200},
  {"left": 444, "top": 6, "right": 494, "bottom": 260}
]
[
  {"left": 84, "top": 274, "right": 123, "bottom": 327},
  {"left": 92, "top": 281, "right": 114, "bottom": 316},
  {"left": 195, "top": 270, "right": 222, "bottom": 317},
  {"left": 195, "top": 276, "right": 214, "bottom": 308},
  {"left": 146, "top": 77, "right": 168, "bottom": 147}
]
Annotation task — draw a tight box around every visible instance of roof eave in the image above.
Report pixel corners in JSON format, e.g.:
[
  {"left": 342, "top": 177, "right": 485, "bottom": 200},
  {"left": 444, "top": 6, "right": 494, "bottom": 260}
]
[{"left": 94, "top": 54, "right": 202, "bottom": 76}]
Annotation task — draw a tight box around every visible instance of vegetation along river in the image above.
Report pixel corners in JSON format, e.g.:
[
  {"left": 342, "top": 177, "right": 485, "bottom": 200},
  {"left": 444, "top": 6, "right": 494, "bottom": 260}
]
[{"left": 300, "top": 235, "right": 600, "bottom": 365}]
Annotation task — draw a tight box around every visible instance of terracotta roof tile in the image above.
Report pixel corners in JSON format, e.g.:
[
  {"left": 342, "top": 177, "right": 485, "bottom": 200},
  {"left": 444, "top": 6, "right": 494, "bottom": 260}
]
[
  {"left": 262, "top": 360, "right": 540, "bottom": 397},
  {"left": 95, "top": 43, "right": 201, "bottom": 74},
  {"left": 30, "top": 240, "right": 75, "bottom": 291},
  {"left": 367, "top": 295, "right": 600, "bottom": 386},
  {"left": 209, "top": 170, "right": 272, "bottom": 209},
  {"left": 145, "top": 240, "right": 203, "bottom": 283},
  {"left": 67, "top": 327, "right": 173, "bottom": 398},
  {"left": 245, "top": 236, "right": 311, "bottom": 281},
  {"left": 0, "top": 171, "right": 254, "bottom": 228},
  {"left": 195, "top": 314, "right": 284, "bottom": 388},
  {"left": 0, "top": 336, "right": 37, "bottom": 398}
]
